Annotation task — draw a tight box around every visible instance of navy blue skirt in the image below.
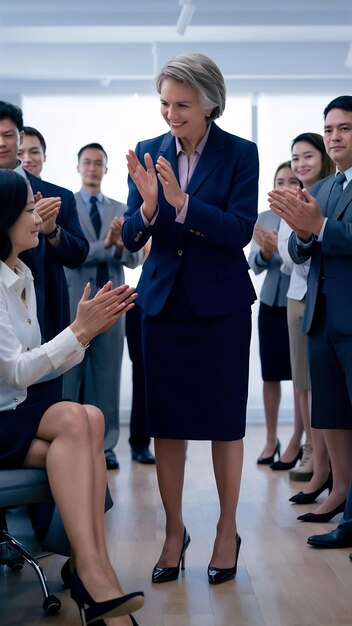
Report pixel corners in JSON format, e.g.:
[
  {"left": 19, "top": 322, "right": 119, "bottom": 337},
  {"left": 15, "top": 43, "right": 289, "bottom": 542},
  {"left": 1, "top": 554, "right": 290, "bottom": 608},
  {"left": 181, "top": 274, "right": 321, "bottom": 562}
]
[
  {"left": 142, "top": 277, "right": 252, "bottom": 441},
  {"left": 0, "top": 378, "right": 62, "bottom": 468},
  {"left": 258, "top": 302, "right": 292, "bottom": 382}
]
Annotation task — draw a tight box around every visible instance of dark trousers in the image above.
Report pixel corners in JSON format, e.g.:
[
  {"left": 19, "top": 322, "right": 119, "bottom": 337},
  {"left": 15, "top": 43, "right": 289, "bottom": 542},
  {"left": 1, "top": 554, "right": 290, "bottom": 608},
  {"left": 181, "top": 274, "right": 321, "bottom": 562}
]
[{"left": 125, "top": 304, "right": 151, "bottom": 451}]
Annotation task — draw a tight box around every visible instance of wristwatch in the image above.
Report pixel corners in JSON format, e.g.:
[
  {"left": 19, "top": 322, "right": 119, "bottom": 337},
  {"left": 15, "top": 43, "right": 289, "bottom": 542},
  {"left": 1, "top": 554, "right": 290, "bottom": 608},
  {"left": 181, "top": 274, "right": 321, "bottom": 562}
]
[{"left": 47, "top": 225, "right": 60, "bottom": 239}]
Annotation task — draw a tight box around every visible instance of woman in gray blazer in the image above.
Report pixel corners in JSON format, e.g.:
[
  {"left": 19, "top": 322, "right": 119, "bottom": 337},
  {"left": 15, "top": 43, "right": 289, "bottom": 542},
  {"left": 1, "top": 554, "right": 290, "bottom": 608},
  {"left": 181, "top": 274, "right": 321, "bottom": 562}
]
[{"left": 248, "top": 162, "right": 301, "bottom": 465}]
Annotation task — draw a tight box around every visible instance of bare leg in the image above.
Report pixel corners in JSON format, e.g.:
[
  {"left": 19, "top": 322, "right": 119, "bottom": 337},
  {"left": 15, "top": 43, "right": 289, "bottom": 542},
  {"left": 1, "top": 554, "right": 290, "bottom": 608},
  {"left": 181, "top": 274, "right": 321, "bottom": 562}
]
[
  {"left": 23, "top": 402, "right": 136, "bottom": 608},
  {"left": 154, "top": 438, "right": 186, "bottom": 566},
  {"left": 280, "top": 385, "right": 304, "bottom": 461},
  {"left": 209, "top": 439, "right": 243, "bottom": 568},
  {"left": 260, "top": 381, "right": 280, "bottom": 458},
  {"left": 311, "top": 429, "right": 352, "bottom": 514}
]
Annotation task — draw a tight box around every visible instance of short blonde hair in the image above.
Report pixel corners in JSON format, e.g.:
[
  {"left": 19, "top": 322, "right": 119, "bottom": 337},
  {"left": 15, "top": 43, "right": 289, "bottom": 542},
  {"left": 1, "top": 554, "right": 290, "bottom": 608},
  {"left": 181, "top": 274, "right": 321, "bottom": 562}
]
[{"left": 156, "top": 52, "right": 226, "bottom": 121}]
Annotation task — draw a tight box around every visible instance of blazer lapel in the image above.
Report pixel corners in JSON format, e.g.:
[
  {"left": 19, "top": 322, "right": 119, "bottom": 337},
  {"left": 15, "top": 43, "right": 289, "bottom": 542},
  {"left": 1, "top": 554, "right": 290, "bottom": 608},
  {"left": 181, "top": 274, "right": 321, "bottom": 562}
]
[
  {"left": 333, "top": 179, "right": 352, "bottom": 220},
  {"left": 159, "top": 132, "right": 179, "bottom": 183},
  {"left": 101, "top": 196, "right": 115, "bottom": 238},
  {"left": 75, "top": 193, "right": 97, "bottom": 240},
  {"left": 186, "top": 123, "right": 223, "bottom": 196}
]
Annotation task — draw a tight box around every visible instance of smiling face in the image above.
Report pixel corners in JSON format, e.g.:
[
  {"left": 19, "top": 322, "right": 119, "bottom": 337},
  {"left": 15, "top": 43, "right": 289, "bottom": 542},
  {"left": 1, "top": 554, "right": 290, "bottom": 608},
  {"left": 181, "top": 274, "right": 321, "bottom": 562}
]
[
  {"left": 160, "top": 78, "right": 211, "bottom": 150},
  {"left": 291, "top": 140, "right": 323, "bottom": 189},
  {"left": 324, "top": 108, "right": 352, "bottom": 171},
  {"left": 274, "top": 165, "right": 300, "bottom": 190},
  {"left": 0, "top": 118, "right": 23, "bottom": 170},
  {"left": 77, "top": 147, "right": 107, "bottom": 192},
  {"left": 8, "top": 186, "right": 42, "bottom": 259},
  {"left": 18, "top": 134, "right": 46, "bottom": 177}
]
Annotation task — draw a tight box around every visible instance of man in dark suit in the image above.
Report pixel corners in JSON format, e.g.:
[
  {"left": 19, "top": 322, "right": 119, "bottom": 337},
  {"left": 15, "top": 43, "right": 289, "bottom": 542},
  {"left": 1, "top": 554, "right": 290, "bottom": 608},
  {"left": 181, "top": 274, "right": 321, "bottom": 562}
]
[{"left": 269, "top": 95, "right": 352, "bottom": 558}]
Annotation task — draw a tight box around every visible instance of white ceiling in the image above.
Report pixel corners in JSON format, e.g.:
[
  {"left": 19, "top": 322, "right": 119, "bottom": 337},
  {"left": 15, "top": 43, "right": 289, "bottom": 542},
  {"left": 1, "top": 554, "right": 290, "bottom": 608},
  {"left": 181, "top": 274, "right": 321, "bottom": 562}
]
[{"left": 1, "top": 0, "right": 352, "bottom": 96}]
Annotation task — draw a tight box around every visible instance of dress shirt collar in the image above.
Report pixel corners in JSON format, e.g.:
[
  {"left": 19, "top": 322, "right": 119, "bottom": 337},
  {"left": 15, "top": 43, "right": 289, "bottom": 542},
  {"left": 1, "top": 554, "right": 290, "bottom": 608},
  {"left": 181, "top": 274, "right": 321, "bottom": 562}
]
[
  {"left": 335, "top": 166, "right": 352, "bottom": 186},
  {"left": 0, "top": 258, "right": 33, "bottom": 293},
  {"left": 80, "top": 188, "right": 104, "bottom": 210},
  {"left": 14, "top": 161, "right": 29, "bottom": 179},
  {"left": 175, "top": 123, "right": 211, "bottom": 157}
]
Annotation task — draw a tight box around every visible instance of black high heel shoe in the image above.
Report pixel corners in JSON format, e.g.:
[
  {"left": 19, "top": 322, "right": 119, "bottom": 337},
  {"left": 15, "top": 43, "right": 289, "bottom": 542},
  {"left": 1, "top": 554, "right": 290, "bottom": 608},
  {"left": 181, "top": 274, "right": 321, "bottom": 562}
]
[
  {"left": 257, "top": 439, "right": 281, "bottom": 465},
  {"left": 208, "top": 533, "right": 241, "bottom": 585},
  {"left": 270, "top": 446, "right": 303, "bottom": 471},
  {"left": 289, "top": 472, "right": 333, "bottom": 504},
  {"left": 61, "top": 558, "right": 72, "bottom": 588},
  {"left": 70, "top": 571, "right": 144, "bottom": 625},
  {"left": 152, "top": 528, "right": 191, "bottom": 583},
  {"left": 297, "top": 500, "right": 346, "bottom": 523}
]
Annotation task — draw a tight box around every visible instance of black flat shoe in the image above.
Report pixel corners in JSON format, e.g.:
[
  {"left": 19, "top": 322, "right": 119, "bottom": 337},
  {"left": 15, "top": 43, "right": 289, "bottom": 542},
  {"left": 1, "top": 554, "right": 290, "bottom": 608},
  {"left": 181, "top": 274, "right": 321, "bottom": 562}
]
[
  {"left": 289, "top": 472, "right": 333, "bottom": 504},
  {"left": 307, "top": 527, "right": 352, "bottom": 548},
  {"left": 105, "top": 451, "right": 120, "bottom": 470},
  {"left": 208, "top": 533, "right": 241, "bottom": 585},
  {"left": 270, "top": 447, "right": 303, "bottom": 471},
  {"left": 297, "top": 500, "right": 346, "bottom": 523},
  {"left": 152, "top": 528, "right": 191, "bottom": 583},
  {"left": 131, "top": 447, "right": 156, "bottom": 464},
  {"left": 257, "top": 439, "right": 281, "bottom": 465}
]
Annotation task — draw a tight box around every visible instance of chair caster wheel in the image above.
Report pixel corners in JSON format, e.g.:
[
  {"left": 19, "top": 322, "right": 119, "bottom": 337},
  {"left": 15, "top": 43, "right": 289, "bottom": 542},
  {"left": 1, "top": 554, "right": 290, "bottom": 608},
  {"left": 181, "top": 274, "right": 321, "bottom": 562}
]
[{"left": 43, "top": 595, "right": 61, "bottom": 614}]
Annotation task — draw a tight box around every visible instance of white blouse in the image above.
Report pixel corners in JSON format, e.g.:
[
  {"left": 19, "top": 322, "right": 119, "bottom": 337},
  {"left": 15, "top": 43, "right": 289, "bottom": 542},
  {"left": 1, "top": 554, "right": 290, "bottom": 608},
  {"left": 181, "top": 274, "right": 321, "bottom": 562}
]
[
  {"left": 0, "top": 259, "right": 85, "bottom": 411},
  {"left": 278, "top": 220, "right": 311, "bottom": 301}
]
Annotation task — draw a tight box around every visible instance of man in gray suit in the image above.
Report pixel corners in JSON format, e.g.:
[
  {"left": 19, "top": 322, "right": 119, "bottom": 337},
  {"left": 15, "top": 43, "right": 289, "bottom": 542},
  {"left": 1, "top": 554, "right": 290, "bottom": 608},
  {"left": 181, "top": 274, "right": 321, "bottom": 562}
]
[
  {"left": 64, "top": 143, "right": 142, "bottom": 469},
  {"left": 269, "top": 96, "right": 352, "bottom": 558}
]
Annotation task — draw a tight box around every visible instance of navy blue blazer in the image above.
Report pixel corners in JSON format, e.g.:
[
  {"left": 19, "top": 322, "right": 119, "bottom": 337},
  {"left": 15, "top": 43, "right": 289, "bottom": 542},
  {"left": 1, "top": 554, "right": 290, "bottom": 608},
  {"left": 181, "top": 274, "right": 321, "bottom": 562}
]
[
  {"left": 122, "top": 123, "right": 259, "bottom": 317},
  {"left": 288, "top": 174, "right": 352, "bottom": 334},
  {"left": 22, "top": 172, "right": 89, "bottom": 340}
]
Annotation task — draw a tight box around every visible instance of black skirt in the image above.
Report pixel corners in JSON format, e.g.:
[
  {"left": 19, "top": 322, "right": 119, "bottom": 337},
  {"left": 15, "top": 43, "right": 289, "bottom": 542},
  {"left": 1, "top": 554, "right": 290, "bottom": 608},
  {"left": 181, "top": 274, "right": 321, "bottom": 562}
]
[
  {"left": 142, "top": 276, "right": 252, "bottom": 441},
  {"left": 258, "top": 302, "right": 292, "bottom": 382},
  {"left": 0, "top": 378, "right": 62, "bottom": 468}
]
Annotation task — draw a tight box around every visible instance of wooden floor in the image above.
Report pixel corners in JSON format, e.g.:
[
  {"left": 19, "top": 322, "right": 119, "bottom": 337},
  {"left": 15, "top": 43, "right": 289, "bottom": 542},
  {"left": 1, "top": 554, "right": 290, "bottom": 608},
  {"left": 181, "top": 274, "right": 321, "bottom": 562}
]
[{"left": 1, "top": 424, "right": 352, "bottom": 626}]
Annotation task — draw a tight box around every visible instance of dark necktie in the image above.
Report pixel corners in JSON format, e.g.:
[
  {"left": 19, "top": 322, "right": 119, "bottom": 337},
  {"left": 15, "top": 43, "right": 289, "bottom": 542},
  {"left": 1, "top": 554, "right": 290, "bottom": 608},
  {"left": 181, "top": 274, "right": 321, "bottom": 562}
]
[
  {"left": 326, "top": 172, "right": 346, "bottom": 218},
  {"left": 89, "top": 196, "right": 109, "bottom": 287}
]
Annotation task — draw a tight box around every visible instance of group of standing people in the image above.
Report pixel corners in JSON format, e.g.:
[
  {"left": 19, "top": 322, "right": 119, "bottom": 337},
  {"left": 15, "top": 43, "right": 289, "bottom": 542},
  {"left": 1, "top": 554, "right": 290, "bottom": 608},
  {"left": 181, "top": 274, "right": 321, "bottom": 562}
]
[{"left": 0, "top": 51, "right": 352, "bottom": 626}]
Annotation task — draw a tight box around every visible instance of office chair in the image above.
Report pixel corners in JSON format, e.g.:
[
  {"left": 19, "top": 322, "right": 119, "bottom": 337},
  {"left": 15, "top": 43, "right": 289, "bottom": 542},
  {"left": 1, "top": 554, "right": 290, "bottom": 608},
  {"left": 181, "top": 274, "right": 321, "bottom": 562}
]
[{"left": 0, "top": 468, "right": 61, "bottom": 615}]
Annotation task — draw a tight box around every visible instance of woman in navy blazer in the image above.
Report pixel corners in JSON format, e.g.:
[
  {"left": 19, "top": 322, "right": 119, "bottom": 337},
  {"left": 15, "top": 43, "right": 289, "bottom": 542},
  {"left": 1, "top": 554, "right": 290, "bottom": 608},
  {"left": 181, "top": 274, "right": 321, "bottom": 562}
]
[{"left": 123, "top": 53, "right": 259, "bottom": 585}]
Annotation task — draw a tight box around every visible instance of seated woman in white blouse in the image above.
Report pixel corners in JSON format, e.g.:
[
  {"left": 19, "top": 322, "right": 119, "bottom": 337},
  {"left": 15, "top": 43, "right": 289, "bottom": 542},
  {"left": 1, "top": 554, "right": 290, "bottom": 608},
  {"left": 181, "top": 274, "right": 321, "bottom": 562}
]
[{"left": 0, "top": 169, "right": 144, "bottom": 626}]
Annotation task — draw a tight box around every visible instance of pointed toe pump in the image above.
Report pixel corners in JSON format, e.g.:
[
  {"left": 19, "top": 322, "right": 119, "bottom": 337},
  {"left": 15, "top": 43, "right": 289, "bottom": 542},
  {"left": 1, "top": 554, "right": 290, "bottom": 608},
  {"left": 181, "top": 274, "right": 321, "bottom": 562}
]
[
  {"left": 257, "top": 439, "right": 281, "bottom": 465},
  {"left": 152, "top": 528, "right": 191, "bottom": 583},
  {"left": 208, "top": 533, "right": 241, "bottom": 585},
  {"left": 270, "top": 447, "right": 303, "bottom": 471},
  {"left": 297, "top": 500, "right": 346, "bottom": 523},
  {"left": 289, "top": 472, "right": 333, "bottom": 504},
  {"left": 70, "top": 572, "right": 144, "bottom": 625}
]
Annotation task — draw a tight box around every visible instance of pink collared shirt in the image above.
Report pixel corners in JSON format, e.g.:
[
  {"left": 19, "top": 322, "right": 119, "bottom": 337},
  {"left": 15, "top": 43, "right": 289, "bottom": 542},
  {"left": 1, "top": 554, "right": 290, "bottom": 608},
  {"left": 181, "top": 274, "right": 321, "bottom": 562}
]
[{"left": 141, "top": 124, "right": 211, "bottom": 226}]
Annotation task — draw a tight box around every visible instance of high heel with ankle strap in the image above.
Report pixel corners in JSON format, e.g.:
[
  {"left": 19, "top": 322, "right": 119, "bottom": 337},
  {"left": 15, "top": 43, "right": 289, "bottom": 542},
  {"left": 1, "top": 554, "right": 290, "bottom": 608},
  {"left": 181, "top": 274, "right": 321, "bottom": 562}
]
[
  {"left": 70, "top": 571, "right": 144, "bottom": 625},
  {"left": 152, "top": 528, "right": 191, "bottom": 583}
]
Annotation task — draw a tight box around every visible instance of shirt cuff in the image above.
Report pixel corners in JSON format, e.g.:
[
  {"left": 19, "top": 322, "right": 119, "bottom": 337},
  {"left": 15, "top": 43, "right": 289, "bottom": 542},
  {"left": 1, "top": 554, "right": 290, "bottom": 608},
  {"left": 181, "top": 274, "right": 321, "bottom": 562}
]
[
  {"left": 295, "top": 234, "right": 314, "bottom": 247},
  {"left": 141, "top": 204, "right": 159, "bottom": 227},
  {"left": 316, "top": 217, "right": 328, "bottom": 242},
  {"left": 175, "top": 194, "right": 189, "bottom": 224}
]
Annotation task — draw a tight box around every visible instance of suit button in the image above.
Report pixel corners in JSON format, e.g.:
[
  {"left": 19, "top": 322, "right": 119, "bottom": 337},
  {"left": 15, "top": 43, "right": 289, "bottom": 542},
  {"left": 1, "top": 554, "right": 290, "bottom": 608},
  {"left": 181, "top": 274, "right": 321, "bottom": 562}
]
[{"left": 177, "top": 249, "right": 183, "bottom": 256}]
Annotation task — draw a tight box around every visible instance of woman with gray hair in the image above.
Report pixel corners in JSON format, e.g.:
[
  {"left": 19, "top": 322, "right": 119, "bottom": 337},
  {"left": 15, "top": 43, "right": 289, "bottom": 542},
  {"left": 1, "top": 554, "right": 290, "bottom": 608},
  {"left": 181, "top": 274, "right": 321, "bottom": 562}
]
[{"left": 123, "top": 53, "right": 259, "bottom": 585}]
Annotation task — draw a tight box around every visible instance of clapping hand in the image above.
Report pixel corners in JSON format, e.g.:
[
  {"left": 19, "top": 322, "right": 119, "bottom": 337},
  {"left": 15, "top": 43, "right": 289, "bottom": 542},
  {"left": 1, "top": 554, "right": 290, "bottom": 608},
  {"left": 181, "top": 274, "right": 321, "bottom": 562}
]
[
  {"left": 34, "top": 192, "right": 61, "bottom": 235},
  {"left": 253, "top": 223, "right": 278, "bottom": 260},
  {"left": 70, "top": 281, "right": 137, "bottom": 345},
  {"left": 268, "top": 187, "right": 324, "bottom": 240}
]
